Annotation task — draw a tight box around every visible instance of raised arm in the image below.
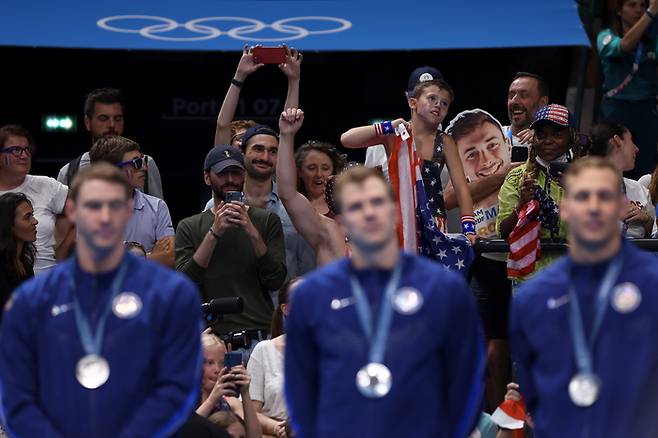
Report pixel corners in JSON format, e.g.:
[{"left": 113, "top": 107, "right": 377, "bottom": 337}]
[
  {"left": 279, "top": 46, "right": 302, "bottom": 110},
  {"left": 214, "top": 46, "right": 264, "bottom": 146},
  {"left": 340, "top": 118, "right": 408, "bottom": 151},
  {"left": 442, "top": 135, "right": 476, "bottom": 242},
  {"left": 276, "top": 108, "right": 331, "bottom": 251},
  {"left": 620, "top": 0, "right": 658, "bottom": 53},
  {"left": 443, "top": 173, "right": 507, "bottom": 211}
]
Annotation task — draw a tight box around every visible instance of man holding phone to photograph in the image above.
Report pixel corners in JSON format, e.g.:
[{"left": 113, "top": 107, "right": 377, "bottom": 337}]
[{"left": 176, "top": 145, "right": 287, "bottom": 360}]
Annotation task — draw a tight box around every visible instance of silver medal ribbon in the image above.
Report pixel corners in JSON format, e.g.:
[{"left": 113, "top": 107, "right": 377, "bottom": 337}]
[
  {"left": 70, "top": 257, "right": 129, "bottom": 388},
  {"left": 350, "top": 260, "right": 402, "bottom": 397},
  {"left": 568, "top": 254, "right": 623, "bottom": 406}
]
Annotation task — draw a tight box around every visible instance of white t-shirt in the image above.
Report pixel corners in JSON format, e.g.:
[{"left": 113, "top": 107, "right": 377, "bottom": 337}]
[
  {"left": 624, "top": 177, "right": 657, "bottom": 238},
  {"left": 501, "top": 125, "right": 531, "bottom": 148},
  {"left": 638, "top": 174, "right": 651, "bottom": 191},
  {"left": 0, "top": 175, "right": 68, "bottom": 274},
  {"left": 364, "top": 145, "right": 389, "bottom": 180},
  {"left": 247, "top": 339, "right": 287, "bottom": 420}
]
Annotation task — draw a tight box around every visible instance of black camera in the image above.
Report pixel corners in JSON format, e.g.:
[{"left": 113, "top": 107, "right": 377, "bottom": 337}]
[
  {"left": 224, "top": 331, "right": 251, "bottom": 350},
  {"left": 201, "top": 297, "right": 244, "bottom": 325}
]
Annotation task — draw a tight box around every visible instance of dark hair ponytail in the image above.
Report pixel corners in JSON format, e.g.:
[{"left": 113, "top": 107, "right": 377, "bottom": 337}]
[
  {"left": 589, "top": 121, "right": 628, "bottom": 158},
  {"left": 270, "top": 277, "right": 300, "bottom": 338}
]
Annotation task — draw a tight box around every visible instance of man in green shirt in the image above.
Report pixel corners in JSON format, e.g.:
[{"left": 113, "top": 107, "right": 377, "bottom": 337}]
[{"left": 175, "top": 145, "right": 286, "bottom": 338}]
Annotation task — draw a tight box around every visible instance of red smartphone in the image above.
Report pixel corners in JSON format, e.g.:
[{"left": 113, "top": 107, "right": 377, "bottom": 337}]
[{"left": 253, "top": 46, "right": 286, "bottom": 65}]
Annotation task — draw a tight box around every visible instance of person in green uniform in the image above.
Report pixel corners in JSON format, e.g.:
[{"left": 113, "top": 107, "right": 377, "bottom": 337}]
[{"left": 597, "top": 0, "right": 658, "bottom": 178}]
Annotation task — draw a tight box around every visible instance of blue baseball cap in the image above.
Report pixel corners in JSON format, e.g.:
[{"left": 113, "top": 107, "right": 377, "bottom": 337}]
[
  {"left": 240, "top": 124, "right": 279, "bottom": 148},
  {"left": 204, "top": 144, "right": 245, "bottom": 173},
  {"left": 407, "top": 66, "right": 444, "bottom": 95}
]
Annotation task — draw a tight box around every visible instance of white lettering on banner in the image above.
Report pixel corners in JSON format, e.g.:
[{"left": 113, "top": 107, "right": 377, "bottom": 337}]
[{"left": 97, "top": 16, "right": 352, "bottom": 42}]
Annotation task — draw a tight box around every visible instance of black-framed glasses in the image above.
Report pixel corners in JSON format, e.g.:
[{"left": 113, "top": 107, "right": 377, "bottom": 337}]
[
  {"left": 0, "top": 145, "right": 34, "bottom": 157},
  {"left": 117, "top": 155, "right": 147, "bottom": 170}
]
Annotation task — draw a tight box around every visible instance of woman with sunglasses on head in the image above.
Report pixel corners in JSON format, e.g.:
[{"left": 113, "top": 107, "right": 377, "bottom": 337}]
[
  {"left": 0, "top": 192, "right": 38, "bottom": 321},
  {"left": 0, "top": 125, "right": 73, "bottom": 274}
]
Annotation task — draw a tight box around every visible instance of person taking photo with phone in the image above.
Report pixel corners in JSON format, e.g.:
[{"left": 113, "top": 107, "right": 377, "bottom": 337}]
[
  {"left": 497, "top": 104, "right": 574, "bottom": 282},
  {"left": 176, "top": 145, "right": 287, "bottom": 359}
]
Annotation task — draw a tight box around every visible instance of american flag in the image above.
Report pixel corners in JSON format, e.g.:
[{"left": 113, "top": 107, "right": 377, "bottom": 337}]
[
  {"left": 388, "top": 135, "right": 474, "bottom": 276},
  {"left": 507, "top": 200, "right": 542, "bottom": 279},
  {"left": 535, "top": 186, "right": 560, "bottom": 236},
  {"left": 533, "top": 104, "right": 572, "bottom": 127}
]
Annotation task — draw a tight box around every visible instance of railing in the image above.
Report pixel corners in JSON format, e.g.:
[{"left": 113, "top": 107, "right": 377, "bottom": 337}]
[{"left": 473, "top": 239, "right": 658, "bottom": 254}]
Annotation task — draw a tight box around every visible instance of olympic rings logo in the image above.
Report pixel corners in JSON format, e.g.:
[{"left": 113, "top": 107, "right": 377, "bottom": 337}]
[{"left": 97, "top": 15, "right": 352, "bottom": 42}]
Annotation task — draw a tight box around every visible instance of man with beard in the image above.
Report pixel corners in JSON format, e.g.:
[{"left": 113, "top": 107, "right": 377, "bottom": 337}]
[
  {"left": 205, "top": 125, "right": 315, "bottom": 279},
  {"left": 175, "top": 145, "right": 286, "bottom": 342},
  {"left": 57, "top": 88, "right": 164, "bottom": 199},
  {"left": 503, "top": 72, "right": 550, "bottom": 147}
]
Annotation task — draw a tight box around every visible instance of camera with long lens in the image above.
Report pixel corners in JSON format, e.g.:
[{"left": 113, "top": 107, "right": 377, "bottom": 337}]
[{"left": 201, "top": 297, "right": 252, "bottom": 350}]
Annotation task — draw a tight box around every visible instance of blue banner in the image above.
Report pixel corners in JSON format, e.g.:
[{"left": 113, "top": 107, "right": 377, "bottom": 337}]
[{"left": 1, "top": 0, "right": 589, "bottom": 51}]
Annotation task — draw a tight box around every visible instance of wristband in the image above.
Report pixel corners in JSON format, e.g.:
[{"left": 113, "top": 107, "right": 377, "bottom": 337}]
[
  {"left": 461, "top": 215, "right": 476, "bottom": 236},
  {"left": 381, "top": 120, "right": 395, "bottom": 136},
  {"left": 647, "top": 10, "right": 656, "bottom": 20},
  {"left": 231, "top": 78, "right": 244, "bottom": 88},
  {"left": 209, "top": 228, "right": 221, "bottom": 239},
  {"left": 374, "top": 122, "right": 383, "bottom": 136}
]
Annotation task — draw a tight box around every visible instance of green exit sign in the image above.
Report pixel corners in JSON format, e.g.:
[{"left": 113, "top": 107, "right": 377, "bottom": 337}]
[{"left": 42, "top": 115, "right": 77, "bottom": 132}]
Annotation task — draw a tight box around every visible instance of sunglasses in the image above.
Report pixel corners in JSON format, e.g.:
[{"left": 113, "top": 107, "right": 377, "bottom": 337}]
[
  {"left": 117, "top": 155, "right": 147, "bottom": 170},
  {"left": 1, "top": 145, "right": 34, "bottom": 157}
]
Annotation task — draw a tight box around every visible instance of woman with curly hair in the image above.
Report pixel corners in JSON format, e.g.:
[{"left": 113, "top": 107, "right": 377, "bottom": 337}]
[{"left": 294, "top": 140, "right": 345, "bottom": 219}]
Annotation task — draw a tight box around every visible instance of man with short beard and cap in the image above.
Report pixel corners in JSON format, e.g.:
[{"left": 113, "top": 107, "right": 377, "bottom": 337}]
[
  {"left": 176, "top": 145, "right": 286, "bottom": 348},
  {"left": 205, "top": 125, "right": 315, "bottom": 279}
]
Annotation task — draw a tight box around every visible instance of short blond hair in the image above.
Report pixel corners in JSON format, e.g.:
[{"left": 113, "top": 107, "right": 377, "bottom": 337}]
[
  {"left": 563, "top": 156, "right": 623, "bottom": 194},
  {"left": 70, "top": 162, "right": 132, "bottom": 202},
  {"left": 201, "top": 330, "right": 225, "bottom": 351},
  {"left": 332, "top": 166, "right": 393, "bottom": 213}
]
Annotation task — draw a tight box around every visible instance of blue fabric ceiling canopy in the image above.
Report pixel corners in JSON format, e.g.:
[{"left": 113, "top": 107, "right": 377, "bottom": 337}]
[{"left": 0, "top": 0, "right": 589, "bottom": 51}]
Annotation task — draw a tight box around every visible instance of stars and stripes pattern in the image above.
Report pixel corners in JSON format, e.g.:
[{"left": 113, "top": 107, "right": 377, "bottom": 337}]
[
  {"left": 535, "top": 186, "right": 560, "bottom": 236},
  {"left": 533, "top": 104, "right": 572, "bottom": 127},
  {"left": 389, "top": 135, "right": 473, "bottom": 275},
  {"left": 507, "top": 200, "right": 542, "bottom": 279}
]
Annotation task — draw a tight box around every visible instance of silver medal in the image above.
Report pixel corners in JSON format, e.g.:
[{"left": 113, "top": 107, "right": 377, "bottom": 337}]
[
  {"left": 356, "top": 362, "right": 392, "bottom": 398},
  {"left": 76, "top": 354, "right": 110, "bottom": 389},
  {"left": 112, "top": 292, "right": 142, "bottom": 319},
  {"left": 392, "top": 287, "right": 423, "bottom": 315},
  {"left": 568, "top": 372, "right": 601, "bottom": 407},
  {"left": 612, "top": 282, "right": 641, "bottom": 314}
]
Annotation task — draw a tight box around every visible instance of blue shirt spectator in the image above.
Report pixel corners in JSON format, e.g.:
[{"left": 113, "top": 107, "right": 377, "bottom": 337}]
[{"left": 126, "top": 188, "right": 174, "bottom": 253}]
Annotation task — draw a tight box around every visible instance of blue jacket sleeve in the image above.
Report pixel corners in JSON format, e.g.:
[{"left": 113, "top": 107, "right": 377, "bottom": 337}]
[
  {"left": 284, "top": 282, "right": 319, "bottom": 438},
  {"left": 440, "top": 275, "right": 486, "bottom": 438},
  {"left": 117, "top": 277, "right": 203, "bottom": 438},
  {"left": 508, "top": 290, "right": 539, "bottom": 415},
  {"left": 0, "top": 288, "right": 64, "bottom": 438}
]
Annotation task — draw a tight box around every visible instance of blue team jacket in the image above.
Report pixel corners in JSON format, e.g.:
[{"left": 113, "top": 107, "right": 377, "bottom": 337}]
[
  {"left": 510, "top": 242, "right": 658, "bottom": 437},
  {"left": 285, "top": 253, "right": 485, "bottom": 438},
  {"left": 0, "top": 253, "right": 203, "bottom": 438}
]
